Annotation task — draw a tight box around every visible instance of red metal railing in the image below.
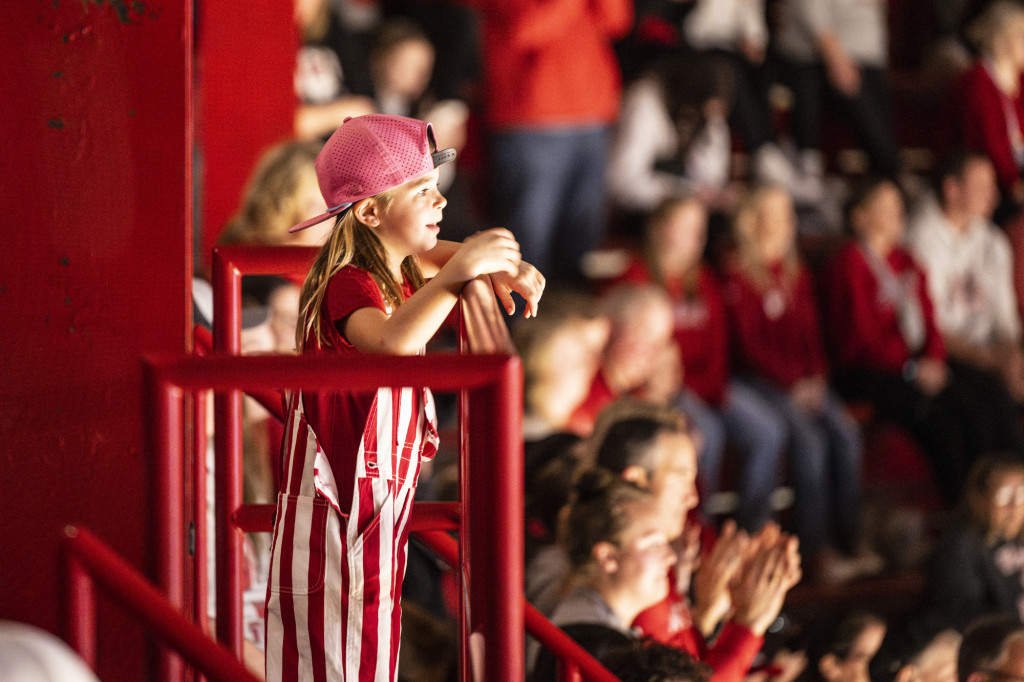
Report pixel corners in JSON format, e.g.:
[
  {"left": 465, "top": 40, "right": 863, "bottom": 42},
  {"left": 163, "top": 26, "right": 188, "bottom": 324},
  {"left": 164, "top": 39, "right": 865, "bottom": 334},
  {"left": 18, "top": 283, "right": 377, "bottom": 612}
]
[
  {"left": 149, "top": 351, "right": 526, "bottom": 680},
  {"left": 64, "top": 525, "right": 261, "bottom": 682},
  {"left": 196, "top": 245, "right": 619, "bottom": 681}
]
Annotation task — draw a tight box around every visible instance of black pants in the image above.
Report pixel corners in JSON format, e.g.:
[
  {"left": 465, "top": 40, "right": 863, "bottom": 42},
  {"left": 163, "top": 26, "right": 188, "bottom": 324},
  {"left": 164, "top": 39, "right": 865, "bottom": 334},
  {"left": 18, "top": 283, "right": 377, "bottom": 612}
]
[
  {"left": 836, "top": 361, "right": 1024, "bottom": 503},
  {"left": 782, "top": 59, "right": 903, "bottom": 178}
]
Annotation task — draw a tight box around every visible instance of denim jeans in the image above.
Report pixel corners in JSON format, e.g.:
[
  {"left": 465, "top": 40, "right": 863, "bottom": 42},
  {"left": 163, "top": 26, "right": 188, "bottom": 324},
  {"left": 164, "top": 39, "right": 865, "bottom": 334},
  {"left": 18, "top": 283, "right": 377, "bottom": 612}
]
[
  {"left": 676, "top": 383, "right": 786, "bottom": 532},
  {"left": 489, "top": 125, "right": 609, "bottom": 281},
  {"left": 738, "top": 378, "right": 863, "bottom": 554}
]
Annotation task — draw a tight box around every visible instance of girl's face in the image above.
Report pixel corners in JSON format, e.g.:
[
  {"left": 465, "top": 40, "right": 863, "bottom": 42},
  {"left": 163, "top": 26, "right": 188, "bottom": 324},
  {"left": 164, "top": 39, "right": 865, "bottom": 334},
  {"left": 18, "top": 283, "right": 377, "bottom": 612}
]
[
  {"left": 853, "top": 184, "right": 905, "bottom": 250},
  {"left": 981, "top": 469, "right": 1024, "bottom": 540},
  {"left": 604, "top": 500, "right": 677, "bottom": 612},
  {"left": 754, "top": 189, "right": 796, "bottom": 265},
  {"left": 653, "top": 201, "right": 707, "bottom": 273},
  {"left": 647, "top": 430, "right": 699, "bottom": 540},
  {"left": 371, "top": 169, "right": 446, "bottom": 268}
]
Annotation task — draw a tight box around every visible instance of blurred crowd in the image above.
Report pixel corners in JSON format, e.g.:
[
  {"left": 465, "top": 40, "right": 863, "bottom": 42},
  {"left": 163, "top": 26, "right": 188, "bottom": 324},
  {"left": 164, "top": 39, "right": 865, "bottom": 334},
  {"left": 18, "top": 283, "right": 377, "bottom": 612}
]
[{"left": 189, "top": 0, "right": 1024, "bottom": 680}]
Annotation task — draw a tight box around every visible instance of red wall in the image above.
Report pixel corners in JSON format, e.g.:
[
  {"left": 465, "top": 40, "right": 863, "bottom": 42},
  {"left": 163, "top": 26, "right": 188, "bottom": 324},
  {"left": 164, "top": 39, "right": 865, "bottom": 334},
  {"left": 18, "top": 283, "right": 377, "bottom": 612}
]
[
  {"left": 196, "top": 0, "right": 297, "bottom": 274},
  {"left": 0, "top": 2, "right": 192, "bottom": 679}
]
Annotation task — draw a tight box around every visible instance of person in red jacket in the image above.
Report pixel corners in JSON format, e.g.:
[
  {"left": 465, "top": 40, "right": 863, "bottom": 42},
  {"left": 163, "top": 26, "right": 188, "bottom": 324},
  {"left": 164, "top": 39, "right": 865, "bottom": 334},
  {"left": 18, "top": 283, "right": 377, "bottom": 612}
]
[
  {"left": 956, "top": 1, "right": 1024, "bottom": 222},
  {"left": 612, "top": 196, "right": 786, "bottom": 534},
  {"left": 823, "top": 177, "right": 1023, "bottom": 504},
  {"left": 723, "top": 185, "right": 876, "bottom": 583},
  {"left": 472, "top": 0, "right": 633, "bottom": 282}
]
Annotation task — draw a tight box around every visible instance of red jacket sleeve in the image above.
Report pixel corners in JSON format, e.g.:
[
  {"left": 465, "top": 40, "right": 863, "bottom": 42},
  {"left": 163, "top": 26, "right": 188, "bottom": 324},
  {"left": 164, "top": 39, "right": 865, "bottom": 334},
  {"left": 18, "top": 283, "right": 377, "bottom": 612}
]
[{"left": 959, "top": 63, "right": 1024, "bottom": 193}]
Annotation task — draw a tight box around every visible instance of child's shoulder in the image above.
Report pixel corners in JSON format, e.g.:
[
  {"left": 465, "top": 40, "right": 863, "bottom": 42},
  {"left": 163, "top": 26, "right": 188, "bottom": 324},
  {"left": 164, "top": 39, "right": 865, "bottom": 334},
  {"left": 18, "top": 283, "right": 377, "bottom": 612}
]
[{"left": 326, "top": 264, "right": 385, "bottom": 309}]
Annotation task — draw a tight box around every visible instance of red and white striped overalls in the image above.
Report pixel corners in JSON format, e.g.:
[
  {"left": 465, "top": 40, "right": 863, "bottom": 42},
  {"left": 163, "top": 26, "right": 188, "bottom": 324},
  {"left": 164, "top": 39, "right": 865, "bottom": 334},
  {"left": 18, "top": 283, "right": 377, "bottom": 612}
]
[{"left": 265, "top": 382, "right": 438, "bottom": 681}]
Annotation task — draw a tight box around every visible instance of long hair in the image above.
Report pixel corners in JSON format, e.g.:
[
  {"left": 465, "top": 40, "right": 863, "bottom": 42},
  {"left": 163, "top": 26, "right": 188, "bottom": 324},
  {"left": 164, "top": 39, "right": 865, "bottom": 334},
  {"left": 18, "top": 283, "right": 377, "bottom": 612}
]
[{"left": 296, "top": 191, "right": 426, "bottom": 349}]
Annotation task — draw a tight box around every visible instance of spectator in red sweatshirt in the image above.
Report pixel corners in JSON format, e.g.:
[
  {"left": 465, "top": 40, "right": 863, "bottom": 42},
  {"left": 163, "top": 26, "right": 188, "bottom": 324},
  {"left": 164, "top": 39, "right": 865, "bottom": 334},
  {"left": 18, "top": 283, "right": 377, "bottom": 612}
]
[
  {"left": 723, "top": 185, "right": 878, "bottom": 583},
  {"left": 823, "top": 177, "right": 1024, "bottom": 503},
  {"left": 612, "top": 196, "right": 786, "bottom": 534},
  {"left": 472, "top": 0, "right": 633, "bottom": 282}
]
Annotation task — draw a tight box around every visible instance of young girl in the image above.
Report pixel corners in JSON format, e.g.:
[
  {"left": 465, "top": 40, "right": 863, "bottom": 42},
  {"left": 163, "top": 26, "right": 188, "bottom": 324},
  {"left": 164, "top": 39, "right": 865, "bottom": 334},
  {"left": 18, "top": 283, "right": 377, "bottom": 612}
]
[
  {"left": 724, "top": 185, "right": 870, "bottom": 582},
  {"left": 923, "top": 452, "right": 1024, "bottom": 632},
  {"left": 264, "top": 114, "right": 544, "bottom": 681}
]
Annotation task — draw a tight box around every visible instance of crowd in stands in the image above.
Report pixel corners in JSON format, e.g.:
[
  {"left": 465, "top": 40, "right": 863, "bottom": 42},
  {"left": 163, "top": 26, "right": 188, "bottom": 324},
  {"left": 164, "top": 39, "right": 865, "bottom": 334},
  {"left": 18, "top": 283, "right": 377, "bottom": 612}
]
[{"left": 192, "top": 0, "right": 1024, "bottom": 679}]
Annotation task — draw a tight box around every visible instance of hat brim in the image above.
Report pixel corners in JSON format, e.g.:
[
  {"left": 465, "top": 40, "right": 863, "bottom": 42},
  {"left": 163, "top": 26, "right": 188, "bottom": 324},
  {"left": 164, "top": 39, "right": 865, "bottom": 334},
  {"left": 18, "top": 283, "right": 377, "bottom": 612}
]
[{"left": 288, "top": 203, "right": 352, "bottom": 233}]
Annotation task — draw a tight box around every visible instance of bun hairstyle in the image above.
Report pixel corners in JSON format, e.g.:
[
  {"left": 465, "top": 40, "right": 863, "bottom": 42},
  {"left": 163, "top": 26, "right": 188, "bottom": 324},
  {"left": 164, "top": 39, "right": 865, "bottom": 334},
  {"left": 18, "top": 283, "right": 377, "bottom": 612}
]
[{"left": 565, "top": 468, "right": 652, "bottom": 572}]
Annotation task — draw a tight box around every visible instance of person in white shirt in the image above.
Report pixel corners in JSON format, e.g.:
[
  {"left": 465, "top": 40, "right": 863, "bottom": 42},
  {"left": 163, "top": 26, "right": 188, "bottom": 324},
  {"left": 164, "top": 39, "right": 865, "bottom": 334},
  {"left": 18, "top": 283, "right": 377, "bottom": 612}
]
[{"left": 907, "top": 149, "right": 1024, "bottom": 404}]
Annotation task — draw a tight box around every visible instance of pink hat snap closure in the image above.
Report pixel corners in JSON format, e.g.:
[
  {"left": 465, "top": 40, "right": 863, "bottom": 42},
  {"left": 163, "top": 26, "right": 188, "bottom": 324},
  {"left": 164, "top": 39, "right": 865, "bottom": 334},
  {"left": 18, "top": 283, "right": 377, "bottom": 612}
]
[{"left": 289, "top": 114, "right": 457, "bottom": 232}]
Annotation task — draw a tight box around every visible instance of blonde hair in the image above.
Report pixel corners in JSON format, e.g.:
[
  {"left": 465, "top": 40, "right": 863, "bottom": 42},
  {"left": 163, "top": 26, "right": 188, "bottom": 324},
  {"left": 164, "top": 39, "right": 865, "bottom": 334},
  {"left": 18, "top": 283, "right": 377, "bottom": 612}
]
[
  {"left": 296, "top": 192, "right": 426, "bottom": 349},
  {"left": 219, "top": 140, "right": 323, "bottom": 247},
  {"left": 732, "top": 184, "right": 799, "bottom": 290}
]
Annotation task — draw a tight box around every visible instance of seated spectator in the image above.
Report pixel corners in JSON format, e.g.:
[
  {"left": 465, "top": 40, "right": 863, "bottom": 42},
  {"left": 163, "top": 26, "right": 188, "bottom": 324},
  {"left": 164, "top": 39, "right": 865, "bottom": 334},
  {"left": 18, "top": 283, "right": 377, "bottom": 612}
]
[
  {"left": 802, "top": 612, "right": 887, "bottom": 682},
  {"left": 565, "top": 283, "right": 680, "bottom": 437},
  {"left": 823, "top": 177, "right": 1023, "bottom": 503},
  {"left": 920, "top": 453, "right": 1024, "bottom": 634},
  {"left": 606, "top": 56, "right": 740, "bottom": 230},
  {"left": 957, "top": 615, "right": 1024, "bottom": 682},
  {"left": 870, "top": 626, "right": 961, "bottom": 682},
  {"left": 774, "top": 0, "right": 903, "bottom": 182},
  {"left": 956, "top": 1, "right": 1024, "bottom": 222},
  {"left": 530, "top": 469, "right": 678, "bottom": 681},
  {"left": 513, "top": 290, "right": 610, "bottom": 441},
  {"left": 724, "top": 185, "right": 877, "bottom": 582},
  {"left": 908, "top": 150, "right": 1024, "bottom": 404},
  {"left": 613, "top": 196, "right": 785, "bottom": 533}
]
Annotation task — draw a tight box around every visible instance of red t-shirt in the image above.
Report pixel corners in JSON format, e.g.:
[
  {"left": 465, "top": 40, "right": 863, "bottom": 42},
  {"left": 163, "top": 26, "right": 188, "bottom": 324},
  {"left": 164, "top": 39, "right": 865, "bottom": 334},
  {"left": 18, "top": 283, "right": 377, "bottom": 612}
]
[
  {"left": 723, "top": 262, "right": 828, "bottom": 389},
  {"left": 300, "top": 265, "right": 414, "bottom": 511}
]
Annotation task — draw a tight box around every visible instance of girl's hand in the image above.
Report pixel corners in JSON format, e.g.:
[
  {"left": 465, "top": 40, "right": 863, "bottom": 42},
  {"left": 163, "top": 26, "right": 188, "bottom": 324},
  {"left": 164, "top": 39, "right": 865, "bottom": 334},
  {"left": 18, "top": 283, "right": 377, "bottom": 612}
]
[
  {"left": 442, "top": 228, "right": 522, "bottom": 286},
  {"left": 489, "top": 261, "right": 546, "bottom": 318},
  {"left": 692, "top": 520, "right": 748, "bottom": 636}
]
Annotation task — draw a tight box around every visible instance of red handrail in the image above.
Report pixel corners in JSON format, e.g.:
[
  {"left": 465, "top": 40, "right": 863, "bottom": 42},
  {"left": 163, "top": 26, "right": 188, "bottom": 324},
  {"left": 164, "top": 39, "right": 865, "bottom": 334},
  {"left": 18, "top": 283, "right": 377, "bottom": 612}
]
[
  {"left": 149, "top": 351, "right": 526, "bottom": 681},
  {"left": 64, "top": 525, "right": 261, "bottom": 682}
]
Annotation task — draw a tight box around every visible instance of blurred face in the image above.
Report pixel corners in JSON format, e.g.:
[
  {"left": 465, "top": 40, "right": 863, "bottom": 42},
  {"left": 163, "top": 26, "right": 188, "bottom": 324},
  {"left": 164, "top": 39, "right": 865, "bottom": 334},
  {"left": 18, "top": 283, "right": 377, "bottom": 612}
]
[
  {"left": 853, "top": 184, "right": 905, "bottom": 251},
  {"left": 957, "top": 158, "right": 999, "bottom": 221},
  {"left": 913, "top": 630, "right": 960, "bottom": 682},
  {"left": 986, "top": 636, "right": 1024, "bottom": 682},
  {"left": 537, "top": 317, "right": 611, "bottom": 424},
  {"left": 997, "top": 18, "right": 1024, "bottom": 70},
  {"left": 606, "top": 500, "right": 677, "bottom": 612},
  {"left": 647, "top": 430, "right": 699, "bottom": 540},
  {"left": 380, "top": 39, "right": 434, "bottom": 98},
  {"left": 822, "top": 623, "right": 887, "bottom": 682},
  {"left": 982, "top": 470, "right": 1024, "bottom": 540},
  {"left": 653, "top": 201, "right": 707, "bottom": 274},
  {"left": 607, "top": 298, "right": 674, "bottom": 389},
  {"left": 755, "top": 189, "right": 796, "bottom": 265}
]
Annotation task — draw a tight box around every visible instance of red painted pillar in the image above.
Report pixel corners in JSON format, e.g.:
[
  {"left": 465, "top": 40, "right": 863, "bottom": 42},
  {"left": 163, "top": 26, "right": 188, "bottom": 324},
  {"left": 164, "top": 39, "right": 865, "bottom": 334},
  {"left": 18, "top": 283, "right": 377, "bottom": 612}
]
[
  {"left": 0, "top": 2, "right": 192, "bottom": 679},
  {"left": 195, "top": 0, "right": 297, "bottom": 274}
]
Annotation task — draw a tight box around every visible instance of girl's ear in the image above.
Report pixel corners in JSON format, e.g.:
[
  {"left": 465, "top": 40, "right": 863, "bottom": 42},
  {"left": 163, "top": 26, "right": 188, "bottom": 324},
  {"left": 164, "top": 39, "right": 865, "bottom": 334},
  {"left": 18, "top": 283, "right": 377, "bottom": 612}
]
[
  {"left": 352, "top": 198, "right": 381, "bottom": 228},
  {"left": 592, "top": 541, "right": 619, "bottom": 575}
]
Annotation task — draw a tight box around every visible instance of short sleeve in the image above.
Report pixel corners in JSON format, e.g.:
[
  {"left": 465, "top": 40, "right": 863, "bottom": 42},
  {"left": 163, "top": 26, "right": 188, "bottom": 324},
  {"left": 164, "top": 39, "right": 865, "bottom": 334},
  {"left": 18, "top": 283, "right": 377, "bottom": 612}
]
[{"left": 323, "top": 266, "right": 386, "bottom": 346}]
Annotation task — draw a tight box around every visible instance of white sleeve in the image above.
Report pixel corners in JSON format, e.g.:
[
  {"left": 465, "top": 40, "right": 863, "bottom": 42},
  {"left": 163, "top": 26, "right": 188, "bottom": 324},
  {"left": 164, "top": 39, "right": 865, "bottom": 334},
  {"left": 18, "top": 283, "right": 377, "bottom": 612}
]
[{"left": 606, "top": 79, "right": 686, "bottom": 212}]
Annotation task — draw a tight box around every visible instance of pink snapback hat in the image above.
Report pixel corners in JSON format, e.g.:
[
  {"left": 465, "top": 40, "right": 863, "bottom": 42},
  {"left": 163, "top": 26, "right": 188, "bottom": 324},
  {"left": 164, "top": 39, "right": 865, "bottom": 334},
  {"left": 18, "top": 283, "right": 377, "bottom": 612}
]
[{"left": 290, "top": 114, "right": 457, "bottom": 232}]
